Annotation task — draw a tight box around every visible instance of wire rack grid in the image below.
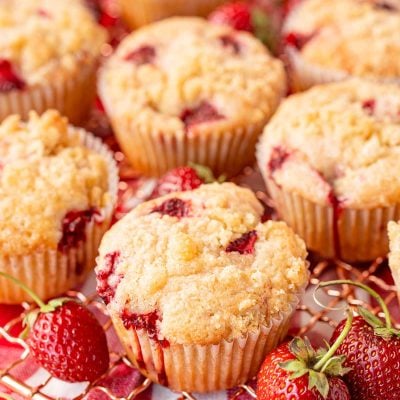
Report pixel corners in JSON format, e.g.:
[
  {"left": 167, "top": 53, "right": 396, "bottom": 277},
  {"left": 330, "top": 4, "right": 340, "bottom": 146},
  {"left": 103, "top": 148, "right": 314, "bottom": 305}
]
[{"left": 0, "top": 242, "right": 398, "bottom": 399}]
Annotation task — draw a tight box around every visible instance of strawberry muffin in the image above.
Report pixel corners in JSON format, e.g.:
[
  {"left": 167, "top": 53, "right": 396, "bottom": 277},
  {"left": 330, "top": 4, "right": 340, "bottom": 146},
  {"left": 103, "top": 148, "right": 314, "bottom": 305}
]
[
  {"left": 0, "top": 0, "right": 107, "bottom": 123},
  {"left": 95, "top": 182, "right": 309, "bottom": 392},
  {"left": 98, "top": 17, "right": 286, "bottom": 177},
  {"left": 257, "top": 79, "right": 400, "bottom": 261},
  {"left": 119, "top": 0, "right": 227, "bottom": 28},
  {"left": 388, "top": 221, "right": 400, "bottom": 299},
  {"left": 0, "top": 110, "right": 118, "bottom": 304},
  {"left": 283, "top": 0, "right": 400, "bottom": 91}
]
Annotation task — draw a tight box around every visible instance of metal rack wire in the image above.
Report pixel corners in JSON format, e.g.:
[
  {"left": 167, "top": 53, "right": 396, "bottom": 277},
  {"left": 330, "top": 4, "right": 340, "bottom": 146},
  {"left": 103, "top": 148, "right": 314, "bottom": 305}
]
[{"left": 1, "top": 250, "right": 398, "bottom": 399}]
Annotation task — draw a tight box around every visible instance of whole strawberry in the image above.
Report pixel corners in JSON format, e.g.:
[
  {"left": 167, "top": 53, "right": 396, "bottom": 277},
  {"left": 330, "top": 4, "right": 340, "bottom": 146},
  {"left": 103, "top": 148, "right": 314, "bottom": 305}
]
[
  {"left": 326, "top": 280, "right": 400, "bottom": 400},
  {"left": 209, "top": 2, "right": 253, "bottom": 32},
  {"left": 150, "top": 164, "right": 218, "bottom": 199},
  {"left": 0, "top": 59, "right": 25, "bottom": 92},
  {"left": 257, "top": 331, "right": 352, "bottom": 399},
  {"left": 208, "top": 2, "right": 279, "bottom": 52},
  {"left": 27, "top": 300, "right": 109, "bottom": 382},
  {"left": 0, "top": 272, "right": 109, "bottom": 382}
]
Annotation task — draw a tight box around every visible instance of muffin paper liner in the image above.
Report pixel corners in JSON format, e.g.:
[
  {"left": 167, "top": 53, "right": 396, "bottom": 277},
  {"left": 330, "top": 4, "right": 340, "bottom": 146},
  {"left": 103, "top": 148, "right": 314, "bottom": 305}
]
[
  {"left": 390, "top": 269, "right": 400, "bottom": 304},
  {"left": 0, "top": 56, "right": 98, "bottom": 124},
  {"left": 120, "top": 0, "right": 227, "bottom": 28},
  {"left": 285, "top": 47, "right": 400, "bottom": 92},
  {"left": 0, "top": 128, "right": 119, "bottom": 304},
  {"left": 99, "top": 70, "right": 285, "bottom": 177},
  {"left": 262, "top": 178, "right": 400, "bottom": 262},
  {"left": 388, "top": 231, "right": 400, "bottom": 303},
  {"left": 111, "top": 117, "right": 267, "bottom": 177},
  {"left": 110, "top": 291, "right": 303, "bottom": 393}
]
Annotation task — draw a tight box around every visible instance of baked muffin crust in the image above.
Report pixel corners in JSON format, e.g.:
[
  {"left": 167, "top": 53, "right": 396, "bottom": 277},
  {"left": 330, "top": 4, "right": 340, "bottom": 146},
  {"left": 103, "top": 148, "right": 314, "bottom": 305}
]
[
  {"left": 96, "top": 183, "right": 308, "bottom": 345},
  {"left": 0, "top": 0, "right": 107, "bottom": 85},
  {"left": 0, "top": 110, "right": 110, "bottom": 256},
  {"left": 284, "top": 0, "right": 400, "bottom": 80},
  {"left": 258, "top": 79, "right": 400, "bottom": 208},
  {"left": 99, "top": 17, "right": 286, "bottom": 136}
]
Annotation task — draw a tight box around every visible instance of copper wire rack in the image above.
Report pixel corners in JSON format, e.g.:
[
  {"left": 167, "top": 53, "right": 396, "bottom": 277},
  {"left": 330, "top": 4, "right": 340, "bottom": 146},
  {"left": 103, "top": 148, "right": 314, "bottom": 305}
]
[{"left": 0, "top": 174, "right": 399, "bottom": 399}]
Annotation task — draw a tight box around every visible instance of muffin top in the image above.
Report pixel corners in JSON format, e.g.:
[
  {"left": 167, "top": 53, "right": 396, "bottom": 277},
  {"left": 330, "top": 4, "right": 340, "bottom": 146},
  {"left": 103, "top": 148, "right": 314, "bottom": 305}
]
[
  {"left": 257, "top": 79, "right": 400, "bottom": 209},
  {"left": 388, "top": 221, "right": 400, "bottom": 284},
  {"left": 284, "top": 0, "right": 400, "bottom": 79},
  {"left": 99, "top": 17, "right": 286, "bottom": 136},
  {"left": 95, "top": 183, "right": 308, "bottom": 345},
  {"left": 0, "top": 110, "right": 110, "bottom": 257},
  {"left": 0, "top": 0, "right": 107, "bottom": 87}
]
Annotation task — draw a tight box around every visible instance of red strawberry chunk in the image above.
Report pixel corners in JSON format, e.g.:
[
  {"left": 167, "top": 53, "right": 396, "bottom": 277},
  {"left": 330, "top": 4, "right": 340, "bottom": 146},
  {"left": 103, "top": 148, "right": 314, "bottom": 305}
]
[
  {"left": 220, "top": 35, "right": 241, "bottom": 54},
  {"left": 362, "top": 99, "right": 376, "bottom": 115},
  {"left": 151, "top": 166, "right": 204, "bottom": 198},
  {"left": 374, "top": 2, "right": 397, "bottom": 11},
  {"left": 151, "top": 198, "right": 191, "bottom": 218},
  {"left": 96, "top": 251, "right": 122, "bottom": 305},
  {"left": 124, "top": 46, "right": 156, "bottom": 66},
  {"left": 284, "top": 32, "right": 313, "bottom": 50},
  {"left": 226, "top": 230, "right": 258, "bottom": 254},
  {"left": 37, "top": 8, "right": 50, "bottom": 18},
  {"left": 122, "top": 310, "right": 169, "bottom": 347},
  {"left": 268, "top": 146, "right": 291, "bottom": 175},
  {"left": 181, "top": 101, "right": 224, "bottom": 130},
  {"left": 0, "top": 59, "right": 25, "bottom": 93},
  {"left": 208, "top": 2, "right": 253, "bottom": 32},
  {"left": 58, "top": 208, "right": 100, "bottom": 252}
]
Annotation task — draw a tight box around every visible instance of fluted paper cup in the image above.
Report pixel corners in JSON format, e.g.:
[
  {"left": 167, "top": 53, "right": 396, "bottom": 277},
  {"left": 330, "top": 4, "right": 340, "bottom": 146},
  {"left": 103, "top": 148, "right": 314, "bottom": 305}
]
[
  {"left": 0, "top": 128, "right": 119, "bottom": 304},
  {"left": 388, "top": 222, "right": 400, "bottom": 304},
  {"left": 99, "top": 71, "right": 285, "bottom": 177},
  {"left": 263, "top": 177, "right": 400, "bottom": 262},
  {"left": 285, "top": 47, "right": 400, "bottom": 92},
  {"left": 0, "top": 56, "right": 99, "bottom": 125},
  {"left": 110, "top": 116, "right": 266, "bottom": 177},
  {"left": 110, "top": 291, "right": 303, "bottom": 393}
]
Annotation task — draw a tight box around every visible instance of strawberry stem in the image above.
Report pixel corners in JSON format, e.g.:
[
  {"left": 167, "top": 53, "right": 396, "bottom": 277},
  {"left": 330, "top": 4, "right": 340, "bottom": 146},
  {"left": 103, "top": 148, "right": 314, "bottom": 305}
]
[
  {"left": 313, "top": 309, "right": 353, "bottom": 372},
  {"left": 0, "top": 271, "right": 46, "bottom": 308},
  {"left": 318, "top": 280, "right": 392, "bottom": 330}
]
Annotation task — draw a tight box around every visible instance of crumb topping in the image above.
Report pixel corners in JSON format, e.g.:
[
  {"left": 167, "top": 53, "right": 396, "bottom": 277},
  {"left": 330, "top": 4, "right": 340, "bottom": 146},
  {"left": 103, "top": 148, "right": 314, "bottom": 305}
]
[
  {"left": 284, "top": 0, "right": 400, "bottom": 78},
  {"left": 0, "top": 0, "right": 107, "bottom": 85},
  {"left": 0, "top": 110, "right": 110, "bottom": 256},
  {"left": 99, "top": 17, "right": 286, "bottom": 136},
  {"left": 96, "top": 183, "right": 308, "bottom": 345},
  {"left": 258, "top": 79, "right": 400, "bottom": 208}
]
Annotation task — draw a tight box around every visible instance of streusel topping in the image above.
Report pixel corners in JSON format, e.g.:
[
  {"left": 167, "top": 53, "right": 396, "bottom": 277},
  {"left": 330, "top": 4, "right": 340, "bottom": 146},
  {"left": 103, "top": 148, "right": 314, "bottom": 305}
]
[
  {"left": 284, "top": 0, "right": 400, "bottom": 79},
  {"left": 0, "top": 0, "right": 107, "bottom": 85},
  {"left": 96, "top": 183, "right": 308, "bottom": 345},
  {"left": 0, "top": 110, "right": 109, "bottom": 256},
  {"left": 99, "top": 17, "right": 286, "bottom": 136},
  {"left": 258, "top": 79, "right": 400, "bottom": 208}
]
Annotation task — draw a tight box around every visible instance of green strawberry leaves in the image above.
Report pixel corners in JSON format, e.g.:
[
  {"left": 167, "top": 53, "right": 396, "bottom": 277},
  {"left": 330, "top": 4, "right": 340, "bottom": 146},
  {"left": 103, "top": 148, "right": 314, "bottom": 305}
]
[
  {"left": 318, "top": 280, "right": 399, "bottom": 340},
  {"left": 20, "top": 298, "right": 75, "bottom": 339},
  {"left": 188, "top": 162, "right": 226, "bottom": 183},
  {"left": 289, "top": 336, "right": 315, "bottom": 363},
  {"left": 358, "top": 306, "right": 400, "bottom": 339},
  {"left": 321, "top": 355, "right": 351, "bottom": 376},
  {"left": 280, "top": 336, "right": 351, "bottom": 399},
  {"left": 40, "top": 297, "right": 72, "bottom": 313},
  {"left": 309, "top": 370, "right": 330, "bottom": 399},
  {"left": 250, "top": 7, "right": 279, "bottom": 54}
]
